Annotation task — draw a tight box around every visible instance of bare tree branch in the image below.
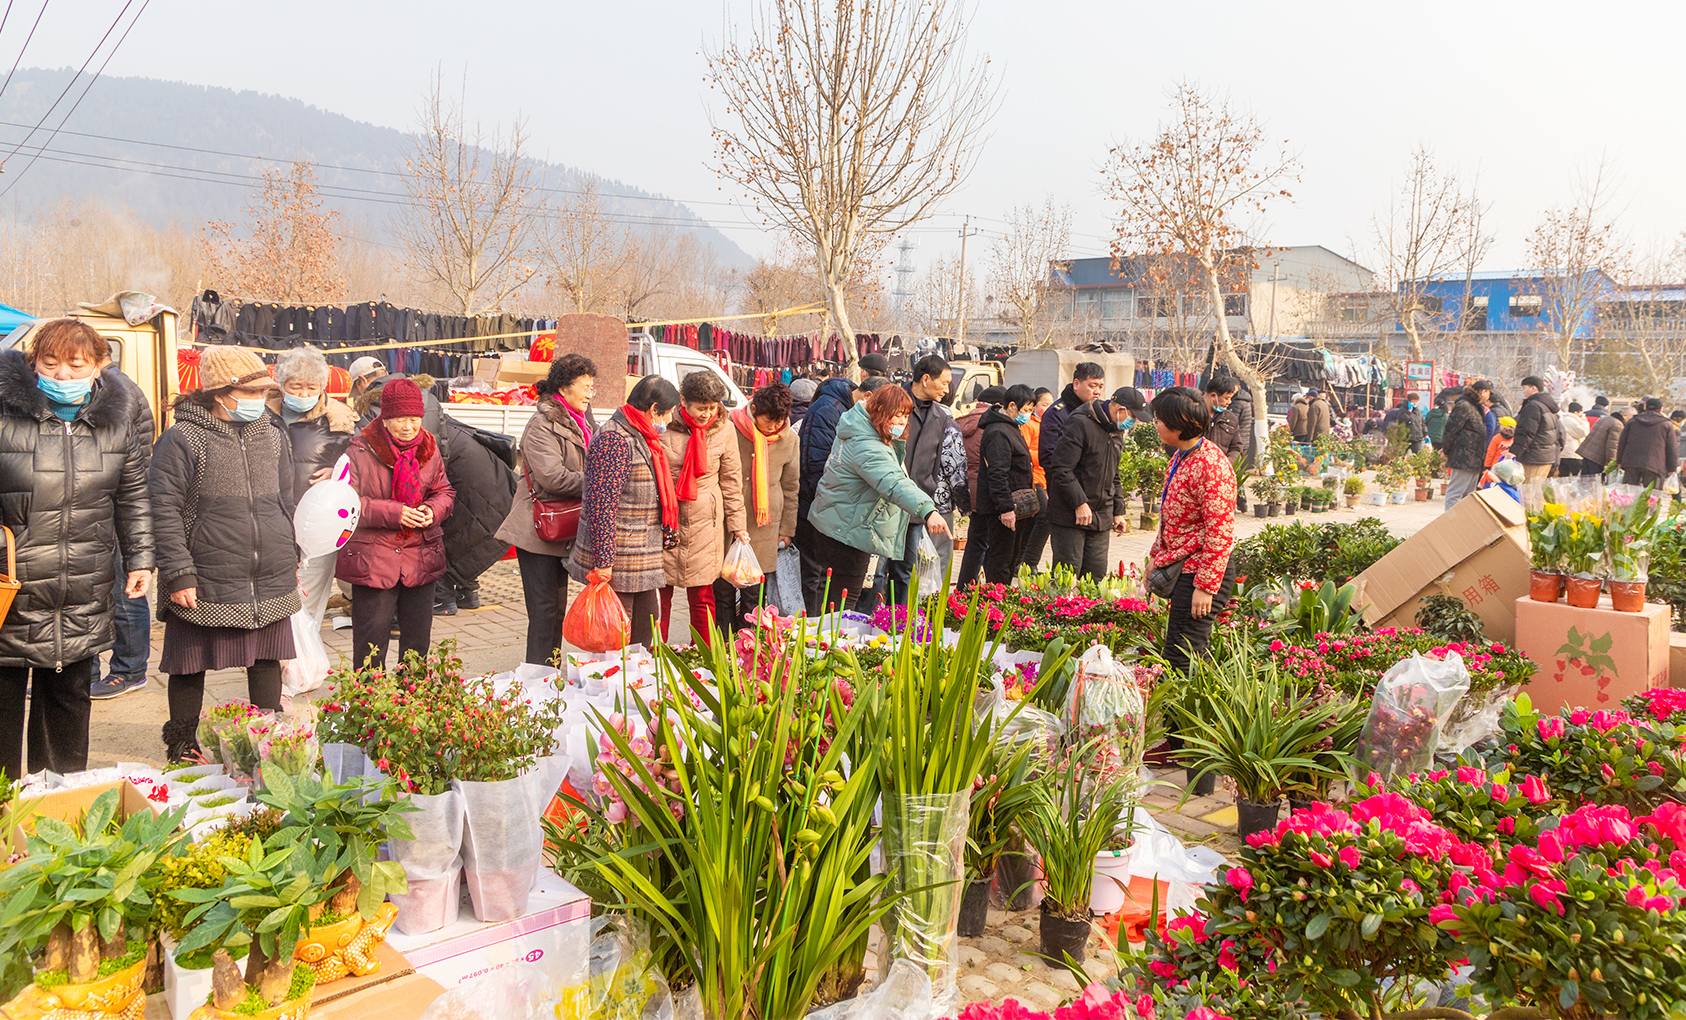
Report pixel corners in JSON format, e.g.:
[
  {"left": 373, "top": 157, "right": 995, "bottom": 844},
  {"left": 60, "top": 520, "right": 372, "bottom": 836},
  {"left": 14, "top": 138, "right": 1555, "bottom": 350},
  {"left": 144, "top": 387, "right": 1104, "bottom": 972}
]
[
  {"left": 201, "top": 161, "right": 344, "bottom": 303},
  {"left": 1370, "top": 146, "right": 1491, "bottom": 360},
  {"left": 1523, "top": 158, "right": 1630, "bottom": 368},
  {"left": 988, "top": 198, "right": 1071, "bottom": 349}
]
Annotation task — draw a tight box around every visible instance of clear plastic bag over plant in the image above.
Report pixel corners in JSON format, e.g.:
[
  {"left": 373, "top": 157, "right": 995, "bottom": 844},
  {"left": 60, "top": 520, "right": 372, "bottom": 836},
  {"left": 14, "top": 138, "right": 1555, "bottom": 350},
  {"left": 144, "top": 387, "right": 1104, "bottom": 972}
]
[
  {"left": 419, "top": 961, "right": 565, "bottom": 1020},
  {"left": 720, "top": 537, "right": 765, "bottom": 588},
  {"left": 581, "top": 915, "right": 675, "bottom": 1020},
  {"left": 564, "top": 569, "right": 631, "bottom": 653},
  {"left": 1356, "top": 652, "right": 1470, "bottom": 781},
  {"left": 879, "top": 790, "right": 968, "bottom": 1019},
  {"left": 805, "top": 959, "right": 933, "bottom": 1020},
  {"left": 457, "top": 756, "right": 568, "bottom": 922},
  {"left": 280, "top": 608, "right": 330, "bottom": 696},
  {"left": 1065, "top": 646, "right": 1147, "bottom": 774},
  {"left": 914, "top": 530, "right": 942, "bottom": 598},
  {"left": 978, "top": 674, "right": 1063, "bottom": 762},
  {"left": 774, "top": 543, "right": 804, "bottom": 616},
  {"left": 1440, "top": 684, "right": 1519, "bottom": 759},
  {"left": 388, "top": 788, "right": 465, "bottom": 936}
]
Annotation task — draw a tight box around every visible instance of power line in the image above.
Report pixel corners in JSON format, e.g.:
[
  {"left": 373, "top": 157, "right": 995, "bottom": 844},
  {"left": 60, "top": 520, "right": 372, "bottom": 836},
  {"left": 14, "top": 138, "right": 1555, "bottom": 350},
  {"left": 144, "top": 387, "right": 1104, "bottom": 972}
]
[
  {"left": 0, "top": 0, "right": 129, "bottom": 167},
  {"left": 0, "top": 1, "right": 46, "bottom": 103},
  {"left": 0, "top": 0, "right": 147, "bottom": 200}
]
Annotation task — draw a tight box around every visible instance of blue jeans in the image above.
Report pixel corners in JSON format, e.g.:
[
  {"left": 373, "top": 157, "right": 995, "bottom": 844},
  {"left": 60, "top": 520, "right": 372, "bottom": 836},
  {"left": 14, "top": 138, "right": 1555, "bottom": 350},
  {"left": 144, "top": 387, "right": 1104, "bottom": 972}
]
[{"left": 108, "top": 561, "right": 151, "bottom": 680}]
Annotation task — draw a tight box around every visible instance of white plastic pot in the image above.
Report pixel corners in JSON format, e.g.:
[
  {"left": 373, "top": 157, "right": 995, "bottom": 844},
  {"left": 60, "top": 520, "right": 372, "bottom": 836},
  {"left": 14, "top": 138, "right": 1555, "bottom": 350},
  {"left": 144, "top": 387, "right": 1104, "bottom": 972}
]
[
  {"left": 1389, "top": 490, "right": 1409, "bottom": 504},
  {"left": 1090, "top": 849, "right": 1133, "bottom": 914},
  {"left": 162, "top": 938, "right": 216, "bottom": 1020},
  {"left": 1367, "top": 491, "right": 1386, "bottom": 505}
]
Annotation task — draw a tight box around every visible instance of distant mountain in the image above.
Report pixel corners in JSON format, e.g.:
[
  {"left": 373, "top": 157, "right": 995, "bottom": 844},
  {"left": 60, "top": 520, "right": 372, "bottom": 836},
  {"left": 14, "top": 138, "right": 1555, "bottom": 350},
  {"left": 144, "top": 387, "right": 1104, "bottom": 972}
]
[{"left": 0, "top": 68, "right": 751, "bottom": 267}]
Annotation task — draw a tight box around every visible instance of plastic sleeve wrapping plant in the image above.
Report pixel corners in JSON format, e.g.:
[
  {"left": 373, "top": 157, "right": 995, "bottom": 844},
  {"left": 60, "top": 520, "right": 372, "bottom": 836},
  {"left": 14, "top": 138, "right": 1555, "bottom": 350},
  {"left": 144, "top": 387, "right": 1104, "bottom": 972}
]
[
  {"left": 388, "top": 789, "right": 466, "bottom": 935},
  {"left": 576, "top": 915, "right": 675, "bottom": 1020},
  {"left": 804, "top": 959, "right": 933, "bottom": 1020},
  {"left": 720, "top": 537, "right": 766, "bottom": 588},
  {"left": 1065, "top": 646, "right": 1147, "bottom": 775},
  {"left": 878, "top": 790, "right": 969, "bottom": 1019},
  {"left": 563, "top": 568, "right": 632, "bottom": 653},
  {"left": 456, "top": 755, "right": 570, "bottom": 922},
  {"left": 280, "top": 608, "right": 331, "bottom": 696},
  {"left": 1441, "top": 683, "right": 1521, "bottom": 758},
  {"left": 210, "top": 714, "right": 259, "bottom": 779},
  {"left": 978, "top": 678, "right": 1063, "bottom": 763},
  {"left": 774, "top": 544, "right": 804, "bottom": 616},
  {"left": 914, "top": 530, "right": 941, "bottom": 598},
  {"left": 418, "top": 960, "right": 566, "bottom": 1020},
  {"left": 1356, "top": 651, "right": 1471, "bottom": 781}
]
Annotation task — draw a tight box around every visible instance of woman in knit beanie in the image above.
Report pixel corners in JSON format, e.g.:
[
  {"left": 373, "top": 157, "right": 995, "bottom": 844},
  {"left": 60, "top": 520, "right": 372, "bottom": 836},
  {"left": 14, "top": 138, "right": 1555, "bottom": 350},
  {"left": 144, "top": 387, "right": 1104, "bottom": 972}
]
[
  {"left": 150, "top": 345, "right": 299, "bottom": 762},
  {"left": 337, "top": 377, "right": 454, "bottom": 667}
]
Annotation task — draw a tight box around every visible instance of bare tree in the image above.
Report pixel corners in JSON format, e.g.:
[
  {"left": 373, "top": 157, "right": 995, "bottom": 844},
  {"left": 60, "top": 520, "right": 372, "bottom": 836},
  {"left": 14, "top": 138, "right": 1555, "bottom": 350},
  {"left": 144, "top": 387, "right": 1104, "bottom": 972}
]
[
  {"left": 1523, "top": 160, "right": 1630, "bottom": 368},
  {"left": 1370, "top": 147, "right": 1492, "bottom": 360},
  {"left": 201, "top": 161, "right": 344, "bottom": 303},
  {"left": 539, "top": 177, "right": 636, "bottom": 315},
  {"left": 705, "top": 0, "right": 996, "bottom": 375},
  {"left": 395, "top": 71, "right": 540, "bottom": 316},
  {"left": 988, "top": 198, "right": 1072, "bottom": 348},
  {"left": 1103, "top": 83, "right": 1299, "bottom": 393},
  {"left": 1591, "top": 238, "right": 1686, "bottom": 396},
  {"left": 906, "top": 251, "right": 977, "bottom": 338}
]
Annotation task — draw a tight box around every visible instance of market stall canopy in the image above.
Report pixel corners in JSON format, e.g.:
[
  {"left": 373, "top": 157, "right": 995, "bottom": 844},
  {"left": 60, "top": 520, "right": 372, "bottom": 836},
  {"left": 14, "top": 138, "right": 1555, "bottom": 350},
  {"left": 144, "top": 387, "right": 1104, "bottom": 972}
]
[{"left": 0, "top": 302, "right": 34, "bottom": 336}]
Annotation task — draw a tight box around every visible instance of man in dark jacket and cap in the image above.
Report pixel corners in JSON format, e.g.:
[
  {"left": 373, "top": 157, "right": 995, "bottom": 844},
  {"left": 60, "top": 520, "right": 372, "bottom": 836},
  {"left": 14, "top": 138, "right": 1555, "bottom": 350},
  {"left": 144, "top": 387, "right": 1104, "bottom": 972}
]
[
  {"left": 1044, "top": 394, "right": 1130, "bottom": 580},
  {"left": 1617, "top": 397, "right": 1679, "bottom": 487},
  {"left": 1038, "top": 362, "right": 1107, "bottom": 470},
  {"left": 1511, "top": 376, "right": 1564, "bottom": 481}
]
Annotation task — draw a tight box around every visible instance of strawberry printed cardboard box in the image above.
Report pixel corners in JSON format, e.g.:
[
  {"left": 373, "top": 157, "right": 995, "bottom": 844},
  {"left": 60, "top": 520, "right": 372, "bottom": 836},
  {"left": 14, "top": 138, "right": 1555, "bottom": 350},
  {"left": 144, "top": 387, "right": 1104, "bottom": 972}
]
[{"left": 1515, "top": 595, "right": 1670, "bottom": 714}]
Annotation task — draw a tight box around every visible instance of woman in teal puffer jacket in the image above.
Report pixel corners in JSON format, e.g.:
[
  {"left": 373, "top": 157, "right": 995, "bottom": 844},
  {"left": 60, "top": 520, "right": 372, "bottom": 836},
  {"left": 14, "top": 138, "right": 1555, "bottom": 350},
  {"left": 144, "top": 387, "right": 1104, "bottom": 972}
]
[{"left": 804, "top": 385, "right": 948, "bottom": 613}]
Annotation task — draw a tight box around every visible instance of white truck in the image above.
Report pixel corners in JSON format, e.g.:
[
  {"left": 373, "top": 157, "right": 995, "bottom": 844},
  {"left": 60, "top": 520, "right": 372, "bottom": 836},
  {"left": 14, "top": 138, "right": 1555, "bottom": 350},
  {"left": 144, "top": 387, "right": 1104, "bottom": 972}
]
[{"left": 442, "top": 335, "right": 747, "bottom": 443}]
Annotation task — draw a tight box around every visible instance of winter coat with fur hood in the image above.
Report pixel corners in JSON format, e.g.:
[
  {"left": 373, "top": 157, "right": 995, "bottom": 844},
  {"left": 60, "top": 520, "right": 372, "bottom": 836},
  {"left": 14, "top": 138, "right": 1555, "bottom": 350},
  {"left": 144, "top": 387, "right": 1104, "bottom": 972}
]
[
  {"left": 0, "top": 351, "right": 154, "bottom": 667},
  {"left": 337, "top": 422, "right": 455, "bottom": 590}
]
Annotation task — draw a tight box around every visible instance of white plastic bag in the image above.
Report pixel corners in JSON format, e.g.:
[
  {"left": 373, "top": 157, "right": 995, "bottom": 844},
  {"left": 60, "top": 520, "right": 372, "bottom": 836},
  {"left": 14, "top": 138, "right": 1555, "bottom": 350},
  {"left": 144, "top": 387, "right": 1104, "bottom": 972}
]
[
  {"left": 1357, "top": 652, "right": 1471, "bottom": 781},
  {"left": 280, "top": 609, "right": 329, "bottom": 696},
  {"left": 721, "top": 537, "right": 765, "bottom": 588},
  {"left": 914, "top": 529, "right": 941, "bottom": 598},
  {"left": 418, "top": 961, "right": 564, "bottom": 1020},
  {"left": 774, "top": 543, "right": 803, "bottom": 616}
]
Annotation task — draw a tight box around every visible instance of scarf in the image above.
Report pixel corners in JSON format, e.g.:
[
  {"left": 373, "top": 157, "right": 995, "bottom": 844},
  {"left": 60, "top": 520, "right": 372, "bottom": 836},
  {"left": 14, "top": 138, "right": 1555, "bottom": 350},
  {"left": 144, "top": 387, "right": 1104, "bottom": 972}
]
[
  {"left": 675, "top": 407, "right": 712, "bottom": 502},
  {"left": 561, "top": 395, "right": 592, "bottom": 450},
  {"left": 622, "top": 405, "right": 679, "bottom": 530},
  {"left": 388, "top": 429, "right": 426, "bottom": 507},
  {"left": 731, "top": 407, "right": 776, "bottom": 527}
]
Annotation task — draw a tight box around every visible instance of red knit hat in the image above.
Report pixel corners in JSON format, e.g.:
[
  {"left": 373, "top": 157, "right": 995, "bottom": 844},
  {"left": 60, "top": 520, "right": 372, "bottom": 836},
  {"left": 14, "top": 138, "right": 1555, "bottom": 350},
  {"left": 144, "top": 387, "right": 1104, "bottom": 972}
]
[{"left": 379, "top": 378, "right": 425, "bottom": 419}]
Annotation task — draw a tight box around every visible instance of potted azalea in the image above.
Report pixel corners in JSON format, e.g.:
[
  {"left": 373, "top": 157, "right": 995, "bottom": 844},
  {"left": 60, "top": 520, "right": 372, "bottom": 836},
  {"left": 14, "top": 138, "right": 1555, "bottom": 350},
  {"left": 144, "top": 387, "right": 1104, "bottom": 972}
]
[
  {"left": 1016, "top": 739, "right": 1136, "bottom": 965},
  {"left": 256, "top": 766, "right": 414, "bottom": 981},
  {"left": 168, "top": 837, "right": 334, "bottom": 1020},
  {"left": 0, "top": 787, "right": 187, "bottom": 1019}
]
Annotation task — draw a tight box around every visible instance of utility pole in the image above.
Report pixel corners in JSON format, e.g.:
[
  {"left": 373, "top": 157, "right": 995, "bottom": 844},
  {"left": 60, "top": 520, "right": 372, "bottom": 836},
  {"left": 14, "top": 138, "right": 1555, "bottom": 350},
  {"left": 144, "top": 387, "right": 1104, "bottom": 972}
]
[{"left": 955, "top": 216, "right": 979, "bottom": 351}]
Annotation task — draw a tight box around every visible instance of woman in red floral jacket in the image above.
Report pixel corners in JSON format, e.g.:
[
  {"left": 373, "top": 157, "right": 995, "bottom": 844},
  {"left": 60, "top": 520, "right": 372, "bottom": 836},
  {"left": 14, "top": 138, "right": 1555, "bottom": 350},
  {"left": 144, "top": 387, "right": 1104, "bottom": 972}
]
[{"left": 1148, "top": 386, "right": 1237, "bottom": 674}]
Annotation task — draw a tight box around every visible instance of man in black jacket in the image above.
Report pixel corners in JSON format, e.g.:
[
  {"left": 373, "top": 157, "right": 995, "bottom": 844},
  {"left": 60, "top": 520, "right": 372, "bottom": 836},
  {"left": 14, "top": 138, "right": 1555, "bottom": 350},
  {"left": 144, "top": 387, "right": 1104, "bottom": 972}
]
[
  {"left": 1441, "top": 382, "right": 1493, "bottom": 509},
  {"left": 1045, "top": 395, "right": 1131, "bottom": 580},
  {"left": 1037, "top": 362, "right": 1107, "bottom": 470},
  {"left": 1511, "top": 376, "right": 1563, "bottom": 481},
  {"left": 1203, "top": 376, "right": 1246, "bottom": 464},
  {"left": 1617, "top": 397, "right": 1679, "bottom": 487},
  {"left": 869, "top": 354, "right": 950, "bottom": 609}
]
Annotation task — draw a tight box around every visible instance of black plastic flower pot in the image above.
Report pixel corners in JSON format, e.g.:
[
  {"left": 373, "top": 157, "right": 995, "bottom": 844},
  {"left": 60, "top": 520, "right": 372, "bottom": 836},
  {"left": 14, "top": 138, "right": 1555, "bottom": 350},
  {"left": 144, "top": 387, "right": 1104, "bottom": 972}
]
[
  {"left": 998, "top": 851, "right": 1037, "bottom": 911},
  {"left": 958, "top": 878, "right": 993, "bottom": 937},
  {"left": 1186, "top": 768, "right": 1217, "bottom": 797},
  {"left": 1039, "top": 903, "right": 1090, "bottom": 964},
  {"left": 1236, "top": 797, "right": 1282, "bottom": 841},
  {"left": 1253, "top": 504, "right": 1269, "bottom": 519},
  {"left": 1288, "top": 796, "right": 1318, "bottom": 817}
]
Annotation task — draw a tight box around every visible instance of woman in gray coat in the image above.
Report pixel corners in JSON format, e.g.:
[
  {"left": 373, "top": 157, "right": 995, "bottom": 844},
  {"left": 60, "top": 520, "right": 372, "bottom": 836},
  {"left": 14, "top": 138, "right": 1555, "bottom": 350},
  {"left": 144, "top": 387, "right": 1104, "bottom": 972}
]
[
  {"left": 495, "top": 354, "right": 596, "bottom": 665},
  {"left": 0, "top": 321, "right": 153, "bottom": 779}
]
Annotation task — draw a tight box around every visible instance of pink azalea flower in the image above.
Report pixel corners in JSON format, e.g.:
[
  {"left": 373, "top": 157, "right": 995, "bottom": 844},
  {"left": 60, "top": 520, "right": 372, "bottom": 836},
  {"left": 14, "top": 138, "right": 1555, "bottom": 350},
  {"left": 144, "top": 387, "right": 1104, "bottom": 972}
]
[
  {"left": 1226, "top": 867, "right": 1253, "bottom": 902},
  {"left": 1338, "top": 845, "right": 1361, "bottom": 870},
  {"left": 1537, "top": 716, "right": 1566, "bottom": 741},
  {"left": 1519, "top": 774, "right": 1551, "bottom": 804}
]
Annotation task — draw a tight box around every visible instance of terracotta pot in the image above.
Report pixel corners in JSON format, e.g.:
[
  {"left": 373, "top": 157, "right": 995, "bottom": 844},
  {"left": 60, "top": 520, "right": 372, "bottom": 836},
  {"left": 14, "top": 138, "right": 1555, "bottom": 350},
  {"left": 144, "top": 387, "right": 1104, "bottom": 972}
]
[
  {"left": 3, "top": 958, "right": 148, "bottom": 1019},
  {"left": 296, "top": 902, "right": 400, "bottom": 982},
  {"left": 1529, "top": 569, "right": 1566, "bottom": 603},
  {"left": 1414, "top": 488, "right": 1431, "bottom": 501},
  {"left": 953, "top": 538, "right": 968, "bottom": 551},
  {"left": 1565, "top": 576, "right": 1602, "bottom": 609},
  {"left": 1345, "top": 494, "right": 1360, "bottom": 507},
  {"left": 1609, "top": 579, "right": 1646, "bottom": 612}
]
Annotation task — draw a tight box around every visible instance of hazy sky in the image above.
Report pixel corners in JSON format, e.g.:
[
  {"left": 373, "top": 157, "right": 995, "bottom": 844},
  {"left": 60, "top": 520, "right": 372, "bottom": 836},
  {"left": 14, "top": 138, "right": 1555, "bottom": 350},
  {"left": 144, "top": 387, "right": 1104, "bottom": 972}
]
[{"left": 16, "top": 0, "right": 1686, "bottom": 277}]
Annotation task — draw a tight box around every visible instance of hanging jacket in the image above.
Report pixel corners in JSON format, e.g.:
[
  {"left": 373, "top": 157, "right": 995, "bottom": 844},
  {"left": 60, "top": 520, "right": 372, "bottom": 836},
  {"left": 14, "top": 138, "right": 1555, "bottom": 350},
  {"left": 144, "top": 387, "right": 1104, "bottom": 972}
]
[
  {"left": 0, "top": 354, "right": 154, "bottom": 668},
  {"left": 1441, "top": 394, "right": 1490, "bottom": 473},
  {"left": 976, "top": 406, "right": 1034, "bottom": 518},
  {"left": 807, "top": 401, "right": 935, "bottom": 559},
  {"left": 1045, "top": 400, "right": 1127, "bottom": 531},
  {"left": 1511, "top": 392, "right": 1563, "bottom": 466},
  {"left": 797, "top": 377, "right": 856, "bottom": 520},
  {"left": 337, "top": 422, "right": 455, "bottom": 590},
  {"left": 150, "top": 401, "right": 300, "bottom": 629}
]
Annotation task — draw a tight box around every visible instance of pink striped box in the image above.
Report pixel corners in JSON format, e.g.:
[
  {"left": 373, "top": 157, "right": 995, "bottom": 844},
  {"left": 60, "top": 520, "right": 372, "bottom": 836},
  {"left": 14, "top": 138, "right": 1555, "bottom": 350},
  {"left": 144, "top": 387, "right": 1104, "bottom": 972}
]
[{"left": 385, "top": 870, "right": 591, "bottom": 989}]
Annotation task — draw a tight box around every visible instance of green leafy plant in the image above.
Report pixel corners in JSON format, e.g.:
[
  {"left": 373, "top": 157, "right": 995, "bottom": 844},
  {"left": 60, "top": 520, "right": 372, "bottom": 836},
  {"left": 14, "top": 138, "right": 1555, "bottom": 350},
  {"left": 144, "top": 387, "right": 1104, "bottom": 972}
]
[
  {"left": 169, "top": 836, "right": 330, "bottom": 1010},
  {"left": 1344, "top": 476, "right": 1365, "bottom": 496},
  {"left": 1016, "top": 739, "right": 1137, "bottom": 919},
  {"left": 0, "top": 786, "right": 187, "bottom": 985},
  {"left": 964, "top": 741, "right": 1042, "bottom": 884},
  {"left": 1413, "top": 594, "right": 1486, "bottom": 644},
  {"left": 1527, "top": 503, "right": 1570, "bottom": 573},
  {"left": 1604, "top": 485, "right": 1662, "bottom": 580},
  {"left": 1560, "top": 510, "right": 1606, "bottom": 576},
  {"left": 1170, "top": 649, "right": 1350, "bottom": 804},
  {"left": 256, "top": 765, "right": 414, "bottom": 921},
  {"left": 1266, "top": 578, "right": 1360, "bottom": 642}
]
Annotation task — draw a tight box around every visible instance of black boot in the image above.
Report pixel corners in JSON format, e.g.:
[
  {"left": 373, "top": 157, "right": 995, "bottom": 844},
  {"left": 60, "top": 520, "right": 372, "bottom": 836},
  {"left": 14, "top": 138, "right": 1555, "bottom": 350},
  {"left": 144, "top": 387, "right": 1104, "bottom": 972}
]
[
  {"left": 162, "top": 718, "right": 202, "bottom": 764},
  {"left": 456, "top": 583, "right": 481, "bottom": 610}
]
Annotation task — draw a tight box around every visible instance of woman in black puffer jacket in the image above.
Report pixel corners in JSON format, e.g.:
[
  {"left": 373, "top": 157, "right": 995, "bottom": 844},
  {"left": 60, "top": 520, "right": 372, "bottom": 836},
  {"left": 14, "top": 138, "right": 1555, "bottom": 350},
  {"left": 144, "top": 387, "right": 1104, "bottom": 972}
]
[
  {"left": 150, "top": 346, "right": 299, "bottom": 761},
  {"left": 0, "top": 321, "right": 153, "bottom": 779}
]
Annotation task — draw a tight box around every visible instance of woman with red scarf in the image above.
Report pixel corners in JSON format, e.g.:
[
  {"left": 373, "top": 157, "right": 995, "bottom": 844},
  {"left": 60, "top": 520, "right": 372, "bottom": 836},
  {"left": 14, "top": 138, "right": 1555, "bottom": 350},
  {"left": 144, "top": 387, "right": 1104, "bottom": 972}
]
[
  {"left": 657, "top": 372, "right": 748, "bottom": 644},
  {"left": 339, "top": 378, "right": 456, "bottom": 668},
  {"left": 568, "top": 376, "right": 683, "bottom": 649}
]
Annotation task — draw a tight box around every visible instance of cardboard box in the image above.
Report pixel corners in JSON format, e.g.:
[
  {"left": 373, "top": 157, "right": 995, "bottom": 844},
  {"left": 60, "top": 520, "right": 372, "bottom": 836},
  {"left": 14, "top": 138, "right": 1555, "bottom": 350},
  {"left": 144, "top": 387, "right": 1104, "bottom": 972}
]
[
  {"left": 1672, "top": 631, "right": 1686, "bottom": 688},
  {"left": 307, "top": 971, "right": 449, "bottom": 1020},
  {"left": 384, "top": 869, "right": 590, "bottom": 991},
  {"left": 495, "top": 360, "right": 552, "bottom": 387},
  {"left": 4, "top": 780, "right": 157, "bottom": 856},
  {"left": 1516, "top": 596, "right": 1670, "bottom": 714},
  {"left": 1351, "top": 488, "right": 1532, "bottom": 643},
  {"left": 472, "top": 358, "right": 505, "bottom": 385}
]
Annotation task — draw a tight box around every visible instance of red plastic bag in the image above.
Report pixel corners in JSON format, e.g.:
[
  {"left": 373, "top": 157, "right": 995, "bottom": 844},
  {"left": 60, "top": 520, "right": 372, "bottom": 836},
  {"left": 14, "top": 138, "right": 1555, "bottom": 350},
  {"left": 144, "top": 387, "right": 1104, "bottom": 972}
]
[{"left": 563, "top": 569, "right": 630, "bottom": 652}]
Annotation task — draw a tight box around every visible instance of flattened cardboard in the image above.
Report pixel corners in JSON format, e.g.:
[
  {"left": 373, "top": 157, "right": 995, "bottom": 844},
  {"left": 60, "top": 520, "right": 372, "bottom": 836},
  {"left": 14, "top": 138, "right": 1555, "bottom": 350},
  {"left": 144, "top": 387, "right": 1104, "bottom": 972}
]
[
  {"left": 307, "top": 971, "right": 448, "bottom": 1020},
  {"left": 1352, "top": 488, "right": 1531, "bottom": 643},
  {"left": 1516, "top": 595, "right": 1670, "bottom": 714},
  {"left": 4, "top": 780, "right": 157, "bottom": 856},
  {"left": 495, "top": 360, "right": 551, "bottom": 386}
]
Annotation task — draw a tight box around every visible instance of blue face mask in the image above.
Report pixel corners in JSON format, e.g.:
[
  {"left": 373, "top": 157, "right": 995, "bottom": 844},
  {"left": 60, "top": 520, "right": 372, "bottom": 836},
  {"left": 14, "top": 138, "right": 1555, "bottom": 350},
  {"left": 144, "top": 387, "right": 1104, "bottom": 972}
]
[
  {"left": 652, "top": 421, "right": 668, "bottom": 435},
  {"left": 37, "top": 373, "right": 92, "bottom": 405},
  {"left": 890, "top": 423, "right": 906, "bottom": 439},
  {"left": 1015, "top": 412, "right": 1031, "bottom": 425},
  {"left": 282, "top": 392, "right": 318, "bottom": 414},
  {"left": 225, "top": 396, "right": 266, "bottom": 423},
  {"left": 1117, "top": 417, "right": 1132, "bottom": 432}
]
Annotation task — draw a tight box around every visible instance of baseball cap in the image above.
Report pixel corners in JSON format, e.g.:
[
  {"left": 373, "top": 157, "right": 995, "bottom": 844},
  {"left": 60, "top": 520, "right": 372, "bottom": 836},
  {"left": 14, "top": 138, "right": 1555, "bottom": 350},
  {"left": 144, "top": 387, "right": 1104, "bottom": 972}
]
[{"left": 348, "top": 356, "right": 386, "bottom": 381}]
